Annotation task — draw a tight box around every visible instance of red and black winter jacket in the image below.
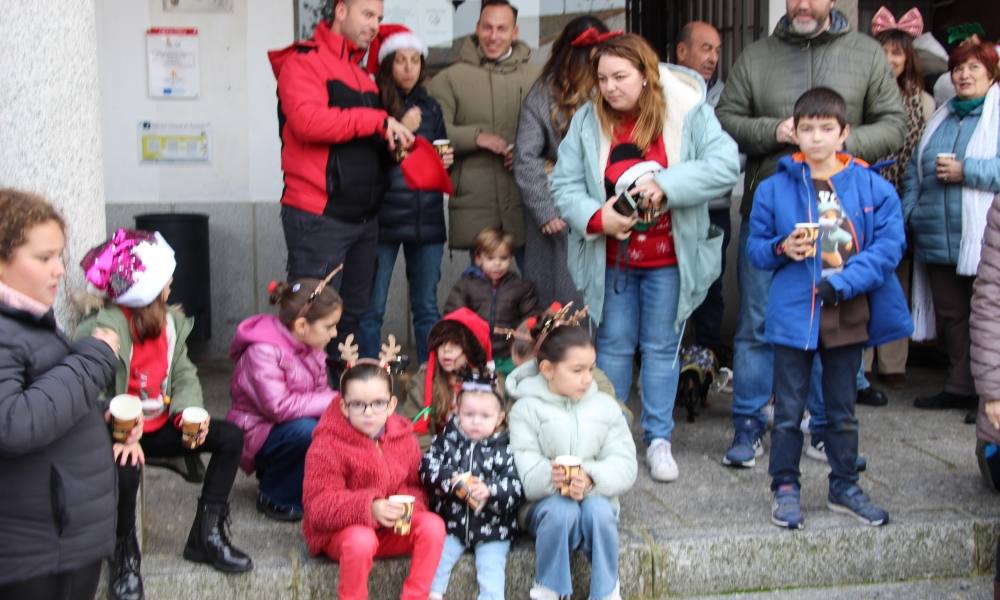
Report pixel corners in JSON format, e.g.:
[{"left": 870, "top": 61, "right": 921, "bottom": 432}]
[{"left": 269, "top": 22, "right": 391, "bottom": 221}]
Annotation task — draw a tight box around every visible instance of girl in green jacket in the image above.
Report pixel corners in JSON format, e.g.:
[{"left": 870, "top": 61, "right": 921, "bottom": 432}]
[
  {"left": 507, "top": 321, "right": 637, "bottom": 600},
  {"left": 76, "top": 228, "right": 252, "bottom": 600}
]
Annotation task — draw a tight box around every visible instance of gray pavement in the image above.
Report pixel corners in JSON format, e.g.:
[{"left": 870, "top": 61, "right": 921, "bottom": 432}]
[{"left": 104, "top": 361, "right": 1000, "bottom": 599}]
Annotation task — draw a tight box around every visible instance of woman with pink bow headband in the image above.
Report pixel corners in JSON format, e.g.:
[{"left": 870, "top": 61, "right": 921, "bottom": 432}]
[{"left": 861, "top": 7, "right": 936, "bottom": 391}]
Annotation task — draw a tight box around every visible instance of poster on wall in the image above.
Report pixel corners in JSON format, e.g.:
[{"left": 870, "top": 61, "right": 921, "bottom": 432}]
[
  {"left": 146, "top": 27, "right": 200, "bottom": 98},
  {"left": 138, "top": 121, "right": 210, "bottom": 163},
  {"left": 384, "top": 0, "right": 453, "bottom": 47},
  {"left": 163, "top": 0, "right": 232, "bottom": 11}
]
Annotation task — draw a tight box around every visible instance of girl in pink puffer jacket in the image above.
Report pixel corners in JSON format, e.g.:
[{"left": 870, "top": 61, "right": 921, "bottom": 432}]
[{"left": 227, "top": 278, "right": 342, "bottom": 521}]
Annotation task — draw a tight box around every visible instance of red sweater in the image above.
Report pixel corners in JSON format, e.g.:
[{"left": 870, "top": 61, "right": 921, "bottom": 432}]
[{"left": 301, "top": 403, "right": 428, "bottom": 555}]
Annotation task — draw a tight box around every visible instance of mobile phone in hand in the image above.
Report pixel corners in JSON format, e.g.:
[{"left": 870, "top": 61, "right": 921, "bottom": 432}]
[{"left": 612, "top": 189, "right": 637, "bottom": 217}]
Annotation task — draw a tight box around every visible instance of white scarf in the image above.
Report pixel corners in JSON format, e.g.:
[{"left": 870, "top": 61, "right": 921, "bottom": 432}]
[{"left": 917, "top": 82, "right": 1000, "bottom": 275}]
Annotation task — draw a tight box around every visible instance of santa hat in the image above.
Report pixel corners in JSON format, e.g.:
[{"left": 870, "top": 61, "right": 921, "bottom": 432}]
[
  {"left": 366, "top": 24, "right": 428, "bottom": 74},
  {"left": 401, "top": 137, "right": 455, "bottom": 195},
  {"left": 80, "top": 228, "right": 176, "bottom": 308},
  {"left": 413, "top": 308, "right": 492, "bottom": 435},
  {"left": 613, "top": 160, "right": 662, "bottom": 198}
]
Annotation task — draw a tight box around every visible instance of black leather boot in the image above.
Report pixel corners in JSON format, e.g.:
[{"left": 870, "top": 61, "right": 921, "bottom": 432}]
[
  {"left": 182, "top": 498, "right": 253, "bottom": 573},
  {"left": 107, "top": 530, "right": 144, "bottom": 600}
]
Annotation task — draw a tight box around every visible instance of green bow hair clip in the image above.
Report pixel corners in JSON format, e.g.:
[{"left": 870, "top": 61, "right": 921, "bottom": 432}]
[{"left": 946, "top": 23, "right": 986, "bottom": 46}]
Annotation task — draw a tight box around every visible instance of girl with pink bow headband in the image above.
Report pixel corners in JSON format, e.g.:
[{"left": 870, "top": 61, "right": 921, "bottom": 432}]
[{"left": 870, "top": 6, "right": 924, "bottom": 39}]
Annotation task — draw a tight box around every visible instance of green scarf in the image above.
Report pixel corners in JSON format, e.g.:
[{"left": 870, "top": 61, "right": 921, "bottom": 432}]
[{"left": 950, "top": 95, "right": 986, "bottom": 119}]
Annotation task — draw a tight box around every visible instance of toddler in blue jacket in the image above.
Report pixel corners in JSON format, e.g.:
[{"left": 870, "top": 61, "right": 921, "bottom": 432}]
[{"left": 747, "top": 87, "right": 912, "bottom": 530}]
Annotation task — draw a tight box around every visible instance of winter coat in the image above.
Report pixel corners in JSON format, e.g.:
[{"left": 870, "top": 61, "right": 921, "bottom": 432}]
[
  {"left": 972, "top": 194, "right": 1000, "bottom": 445},
  {"left": 550, "top": 63, "right": 740, "bottom": 327},
  {"left": 428, "top": 37, "right": 541, "bottom": 249},
  {"left": 505, "top": 360, "right": 637, "bottom": 525},
  {"left": 0, "top": 299, "right": 117, "bottom": 585},
  {"left": 443, "top": 266, "right": 540, "bottom": 357},
  {"left": 746, "top": 153, "right": 912, "bottom": 350},
  {"left": 420, "top": 416, "right": 522, "bottom": 547},
  {"left": 75, "top": 305, "right": 204, "bottom": 418},
  {"left": 226, "top": 314, "right": 336, "bottom": 474},
  {"left": 379, "top": 86, "right": 448, "bottom": 245},
  {"left": 269, "top": 21, "right": 390, "bottom": 221},
  {"left": 302, "top": 404, "right": 428, "bottom": 556},
  {"left": 901, "top": 100, "right": 1000, "bottom": 266},
  {"left": 716, "top": 10, "right": 905, "bottom": 217},
  {"left": 513, "top": 77, "right": 585, "bottom": 307}
]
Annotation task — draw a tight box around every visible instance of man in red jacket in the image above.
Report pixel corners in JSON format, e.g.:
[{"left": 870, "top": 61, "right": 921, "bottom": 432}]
[{"left": 269, "top": 0, "right": 413, "bottom": 365}]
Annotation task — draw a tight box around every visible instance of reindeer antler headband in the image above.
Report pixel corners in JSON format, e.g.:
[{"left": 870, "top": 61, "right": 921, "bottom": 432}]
[
  {"left": 531, "top": 301, "right": 589, "bottom": 353},
  {"left": 295, "top": 264, "right": 344, "bottom": 320},
  {"left": 337, "top": 333, "right": 403, "bottom": 389}
]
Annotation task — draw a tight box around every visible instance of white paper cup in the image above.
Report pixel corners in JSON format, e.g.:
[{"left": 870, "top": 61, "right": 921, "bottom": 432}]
[
  {"left": 554, "top": 455, "right": 582, "bottom": 496},
  {"left": 936, "top": 152, "right": 956, "bottom": 161},
  {"left": 794, "top": 222, "right": 820, "bottom": 257},
  {"left": 109, "top": 394, "right": 142, "bottom": 443},
  {"left": 388, "top": 494, "right": 416, "bottom": 535},
  {"left": 180, "top": 406, "right": 209, "bottom": 449},
  {"left": 432, "top": 138, "right": 451, "bottom": 157}
]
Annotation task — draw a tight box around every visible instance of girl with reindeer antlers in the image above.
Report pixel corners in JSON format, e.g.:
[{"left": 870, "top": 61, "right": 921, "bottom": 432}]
[{"left": 302, "top": 332, "right": 446, "bottom": 600}]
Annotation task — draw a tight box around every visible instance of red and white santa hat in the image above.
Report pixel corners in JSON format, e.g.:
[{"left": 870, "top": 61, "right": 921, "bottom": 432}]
[{"left": 377, "top": 24, "right": 428, "bottom": 65}]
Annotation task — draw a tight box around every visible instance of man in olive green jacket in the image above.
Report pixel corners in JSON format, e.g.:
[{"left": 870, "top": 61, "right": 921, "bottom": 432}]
[
  {"left": 428, "top": 0, "right": 539, "bottom": 252},
  {"left": 715, "top": 0, "right": 906, "bottom": 470}
]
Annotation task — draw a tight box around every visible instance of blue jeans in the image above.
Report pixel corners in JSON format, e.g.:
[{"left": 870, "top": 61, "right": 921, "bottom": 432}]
[
  {"left": 430, "top": 534, "right": 510, "bottom": 599},
  {"left": 527, "top": 495, "right": 619, "bottom": 598},
  {"left": 358, "top": 241, "right": 443, "bottom": 363},
  {"left": 254, "top": 417, "right": 318, "bottom": 511},
  {"left": 597, "top": 266, "right": 681, "bottom": 445},
  {"left": 770, "top": 344, "right": 863, "bottom": 496},
  {"left": 734, "top": 220, "right": 826, "bottom": 431}
]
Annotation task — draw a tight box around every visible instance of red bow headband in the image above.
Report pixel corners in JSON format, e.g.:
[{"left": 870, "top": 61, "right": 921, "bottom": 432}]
[
  {"left": 571, "top": 27, "right": 625, "bottom": 48},
  {"left": 870, "top": 6, "right": 923, "bottom": 38}
]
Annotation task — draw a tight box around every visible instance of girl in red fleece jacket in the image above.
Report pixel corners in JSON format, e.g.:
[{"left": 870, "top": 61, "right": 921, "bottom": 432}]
[{"left": 302, "top": 362, "right": 445, "bottom": 600}]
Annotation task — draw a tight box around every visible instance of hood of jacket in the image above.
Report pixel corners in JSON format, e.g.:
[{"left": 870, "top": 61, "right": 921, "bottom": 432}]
[
  {"left": 457, "top": 35, "right": 533, "bottom": 73},
  {"left": 773, "top": 9, "right": 851, "bottom": 46},
  {"left": 229, "top": 313, "right": 320, "bottom": 363},
  {"left": 268, "top": 20, "right": 365, "bottom": 79},
  {"left": 505, "top": 359, "right": 598, "bottom": 407}
]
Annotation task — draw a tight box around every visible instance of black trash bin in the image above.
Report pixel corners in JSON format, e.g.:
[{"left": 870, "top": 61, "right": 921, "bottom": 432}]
[{"left": 134, "top": 213, "right": 211, "bottom": 343}]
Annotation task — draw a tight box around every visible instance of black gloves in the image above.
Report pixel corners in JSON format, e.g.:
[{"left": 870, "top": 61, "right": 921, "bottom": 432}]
[{"left": 817, "top": 280, "right": 839, "bottom": 305}]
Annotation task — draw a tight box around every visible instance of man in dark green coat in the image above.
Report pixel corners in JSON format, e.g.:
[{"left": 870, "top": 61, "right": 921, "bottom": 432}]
[
  {"left": 716, "top": 0, "right": 906, "bottom": 470},
  {"left": 428, "top": 0, "right": 540, "bottom": 254}
]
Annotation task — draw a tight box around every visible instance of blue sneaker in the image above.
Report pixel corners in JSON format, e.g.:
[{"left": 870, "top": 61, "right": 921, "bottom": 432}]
[
  {"left": 805, "top": 434, "right": 868, "bottom": 472},
  {"left": 827, "top": 485, "right": 888, "bottom": 526},
  {"left": 771, "top": 484, "right": 804, "bottom": 529},
  {"left": 723, "top": 418, "right": 764, "bottom": 468}
]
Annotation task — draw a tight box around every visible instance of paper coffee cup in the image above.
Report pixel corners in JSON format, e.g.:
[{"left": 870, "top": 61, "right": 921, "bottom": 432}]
[
  {"left": 109, "top": 394, "right": 142, "bottom": 443},
  {"left": 554, "top": 455, "right": 582, "bottom": 496},
  {"left": 181, "top": 406, "right": 209, "bottom": 449},
  {"left": 794, "top": 222, "right": 820, "bottom": 257},
  {"left": 936, "top": 152, "right": 956, "bottom": 161},
  {"left": 432, "top": 139, "right": 451, "bottom": 158},
  {"left": 388, "top": 494, "right": 416, "bottom": 535},
  {"left": 452, "top": 472, "right": 484, "bottom": 514}
]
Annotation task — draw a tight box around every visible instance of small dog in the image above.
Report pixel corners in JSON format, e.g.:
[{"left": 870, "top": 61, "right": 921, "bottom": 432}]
[{"left": 676, "top": 345, "right": 718, "bottom": 423}]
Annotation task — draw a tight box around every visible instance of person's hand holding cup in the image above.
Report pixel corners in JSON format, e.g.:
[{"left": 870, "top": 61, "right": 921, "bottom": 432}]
[
  {"left": 784, "top": 223, "right": 819, "bottom": 261},
  {"left": 432, "top": 139, "right": 454, "bottom": 169},
  {"left": 935, "top": 152, "right": 963, "bottom": 184},
  {"left": 552, "top": 455, "right": 582, "bottom": 497},
  {"left": 567, "top": 468, "right": 593, "bottom": 501},
  {"left": 371, "top": 498, "right": 405, "bottom": 529},
  {"left": 387, "top": 494, "right": 415, "bottom": 535},
  {"left": 180, "top": 406, "right": 210, "bottom": 450},
  {"left": 108, "top": 394, "right": 142, "bottom": 443}
]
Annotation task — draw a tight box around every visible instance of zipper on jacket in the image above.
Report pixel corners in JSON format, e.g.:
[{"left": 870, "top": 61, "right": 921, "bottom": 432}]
[
  {"left": 800, "top": 167, "right": 818, "bottom": 350},
  {"left": 945, "top": 117, "right": 967, "bottom": 262},
  {"left": 465, "top": 441, "right": 476, "bottom": 546},
  {"left": 488, "top": 287, "right": 498, "bottom": 334}
]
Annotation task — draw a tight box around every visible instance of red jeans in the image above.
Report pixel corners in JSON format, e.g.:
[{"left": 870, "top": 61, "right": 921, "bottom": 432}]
[{"left": 324, "top": 510, "right": 445, "bottom": 600}]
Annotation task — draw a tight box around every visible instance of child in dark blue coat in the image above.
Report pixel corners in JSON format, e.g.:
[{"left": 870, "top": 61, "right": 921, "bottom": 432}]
[{"left": 747, "top": 87, "right": 912, "bottom": 530}]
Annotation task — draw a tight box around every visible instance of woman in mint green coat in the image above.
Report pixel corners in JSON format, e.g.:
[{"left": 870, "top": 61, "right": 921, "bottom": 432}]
[{"left": 550, "top": 33, "right": 738, "bottom": 483}]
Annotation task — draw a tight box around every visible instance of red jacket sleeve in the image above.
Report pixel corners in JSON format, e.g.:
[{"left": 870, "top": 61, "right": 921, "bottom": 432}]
[
  {"left": 302, "top": 429, "right": 378, "bottom": 533},
  {"left": 587, "top": 208, "right": 604, "bottom": 235},
  {"left": 277, "top": 56, "right": 387, "bottom": 145}
]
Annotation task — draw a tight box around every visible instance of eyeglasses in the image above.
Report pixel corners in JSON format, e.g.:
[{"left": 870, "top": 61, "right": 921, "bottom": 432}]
[{"left": 344, "top": 399, "right": 392, "bottom": 415}]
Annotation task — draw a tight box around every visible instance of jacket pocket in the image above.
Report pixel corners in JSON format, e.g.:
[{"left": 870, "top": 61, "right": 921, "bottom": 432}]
[
  {"left": 693, "top": 224, "right": 725, "bottom": 296},
  {"left": 50, "top": 465, "right": 68, "bottom": 535}
]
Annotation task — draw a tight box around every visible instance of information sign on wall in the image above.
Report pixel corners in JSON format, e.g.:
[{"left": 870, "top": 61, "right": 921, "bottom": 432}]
[{"left": 146, "top": 27, "right": 200, "bottom": 98}]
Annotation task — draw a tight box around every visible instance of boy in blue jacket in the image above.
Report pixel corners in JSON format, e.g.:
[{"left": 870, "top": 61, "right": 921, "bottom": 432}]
[{"left": 747, "top": 87, "right": 912, "bottom": 530}]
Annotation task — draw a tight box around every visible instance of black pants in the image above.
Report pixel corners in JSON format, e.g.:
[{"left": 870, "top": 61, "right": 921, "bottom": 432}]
[
  {"left": 281, "top": 205, "right": 378, "bottom": 358},
  {"left": 117, "top": 419, "right": 243, "bottom": 538},
  {"left": 0, "top": 561, "right": 101, "bottom": 600},
  {"left": 691, "top": 207, "right": 732, "bottom": 357}
]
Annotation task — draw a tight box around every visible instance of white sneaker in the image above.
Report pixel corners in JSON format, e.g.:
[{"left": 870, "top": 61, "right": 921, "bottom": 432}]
[
  {"left": 428, "top": 594, "right": 444, "bottom": 600},
  {"left": 646, "top": 438, "right": 679, "bottom": 482},
  {"left": 599, "top": 581, "right": 622, "bottom": 600},
  {"left": 529, "top": 582, "right": 561, "bottom": 600}
]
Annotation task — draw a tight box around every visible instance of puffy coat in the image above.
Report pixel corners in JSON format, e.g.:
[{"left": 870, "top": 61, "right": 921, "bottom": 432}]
[
  {"left": 302, "top": 404, "right": 428, "bottom": 555},
  {"left": 746, "top": 153, "right": 912, "bottom": 350},
  {"left": 75, "top": 305, "right": 205, "bottom": 418},
  {"left": 226, "top": 314, "right": 336, "bottom": 474},
  {"left": 428, "top": 37, "right": 540, "bottom": 249},
  {"left": 550, "top": 63, "right": 740, "bottom": 328},
  {"left": 972, "top": 194, "right": 1000, "bottom": 445},
  {"left": 379, "top": 86, "right": 448, "bottom": 245},
  {"left": 0, "top": 299, "right": 117, "bottom": 585},
  {"left": 901, "top": 97, "right": 1000, "bottom": 266},
  {"left": 716, "top": 10, "right": 905, "bottom": 217},
  {"left": 505, "top": 360, "right": 637, "bottom": 525},
  {"left": 420, "top": 416, "right": 522, "bottom": 547},
  {"left": 443, "top": 266, "right": 540, "bottom": 357},
  {"left": 269, "top": 21, "right": 391, "bottom": 221}
]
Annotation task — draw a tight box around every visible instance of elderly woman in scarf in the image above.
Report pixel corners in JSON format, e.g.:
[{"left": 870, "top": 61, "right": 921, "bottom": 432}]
[{"left": 902, "top": 41, "right": 1000, "bottom": 418}]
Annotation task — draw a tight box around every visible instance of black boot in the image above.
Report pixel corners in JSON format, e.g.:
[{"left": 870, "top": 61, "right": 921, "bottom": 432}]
[
  {"left": 182, "top": 498, "right": 253, "bottom": 573},
  {"left": 107, "top": 530, "right": 144, "bottom": 600}
]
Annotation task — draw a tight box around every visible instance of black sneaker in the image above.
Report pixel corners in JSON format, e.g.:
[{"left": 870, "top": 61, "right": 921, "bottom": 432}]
[
  {"left": 856, "top": 387, "right": 888, "bottom": 407},
  {"left": 965, "top": 410, "right": 978, "bottom": 425},
  {"left": 914, "top": 390, "right": 977, "bottom": 410},
  {"left": 256, "top": 493, "right": 303, "bottom": 522}
]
